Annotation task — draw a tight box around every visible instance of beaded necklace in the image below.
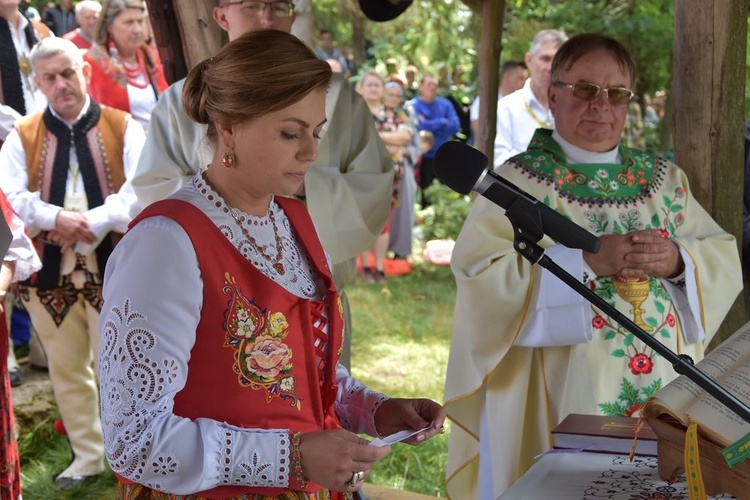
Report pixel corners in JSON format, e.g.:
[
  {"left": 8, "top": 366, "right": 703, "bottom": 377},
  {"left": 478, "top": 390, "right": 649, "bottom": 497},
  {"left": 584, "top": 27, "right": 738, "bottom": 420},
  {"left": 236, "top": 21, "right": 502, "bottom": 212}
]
[
  {"left": 119, "top": 53, "right": 149, "bottom": 89},
  {"left": 202, "top": 171, "right": 286, "bottom": 275}
]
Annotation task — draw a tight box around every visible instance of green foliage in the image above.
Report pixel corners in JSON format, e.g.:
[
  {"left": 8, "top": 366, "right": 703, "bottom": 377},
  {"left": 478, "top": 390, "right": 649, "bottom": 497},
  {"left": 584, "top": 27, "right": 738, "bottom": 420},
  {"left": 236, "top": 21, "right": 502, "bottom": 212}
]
[
  {"left": 507, "top": 0, "right": 674, "bottom": 98},
  {"left": 416, "top": 182, "right": 473, "bottom": 242},
  {"left": 314, "top": 0, "right": 479, "bottom": 83}
]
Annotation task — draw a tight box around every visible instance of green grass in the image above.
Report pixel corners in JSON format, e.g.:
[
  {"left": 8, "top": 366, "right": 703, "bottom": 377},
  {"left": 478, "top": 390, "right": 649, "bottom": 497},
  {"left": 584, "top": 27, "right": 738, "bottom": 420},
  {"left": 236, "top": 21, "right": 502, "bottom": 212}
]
[
  {"left": 349, "top": 263, "right": 455, "bottom": 497},
  {"left": 18, "top": 262, "right": 456, "bottom": 498}
]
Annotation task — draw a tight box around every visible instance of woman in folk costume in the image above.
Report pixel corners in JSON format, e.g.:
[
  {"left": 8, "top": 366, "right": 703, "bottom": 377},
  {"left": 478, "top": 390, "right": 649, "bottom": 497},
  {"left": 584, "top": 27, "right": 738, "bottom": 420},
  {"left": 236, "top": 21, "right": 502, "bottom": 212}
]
[
  {"left": 0, "top": 188, "right": 41, "bottom": 499},
  {"left": 99, "top": 30, "right": 445, "bottom": 500},
  {"left": 443, "top": 33, "right": 743, "bottom": 498},
  {"left": 84, "top": 0, "right": 167, "bottom": 132}
]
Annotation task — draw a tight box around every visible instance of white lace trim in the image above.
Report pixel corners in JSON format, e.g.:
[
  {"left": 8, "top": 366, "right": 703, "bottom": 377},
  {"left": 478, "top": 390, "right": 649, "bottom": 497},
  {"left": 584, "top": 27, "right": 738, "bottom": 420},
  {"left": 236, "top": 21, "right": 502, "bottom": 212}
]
[
  {"left": 192, "top": 175, "right": 324, "bottom": 300},
  {"left": 100, "top": 297, "right": 291, "bottom": 489},
  {"left": 335, "top": 368, "right": 390, "bottom": 436}
]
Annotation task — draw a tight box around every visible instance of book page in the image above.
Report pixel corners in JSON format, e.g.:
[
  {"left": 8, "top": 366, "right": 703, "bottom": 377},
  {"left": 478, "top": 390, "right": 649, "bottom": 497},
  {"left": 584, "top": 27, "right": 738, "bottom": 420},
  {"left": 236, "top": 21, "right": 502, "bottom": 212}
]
[
  {"left": 685, "top": 362, "right": 750, "bottom": 446},
  {"left": 644, "top": 322, "right": 750, "bottom": 422}
]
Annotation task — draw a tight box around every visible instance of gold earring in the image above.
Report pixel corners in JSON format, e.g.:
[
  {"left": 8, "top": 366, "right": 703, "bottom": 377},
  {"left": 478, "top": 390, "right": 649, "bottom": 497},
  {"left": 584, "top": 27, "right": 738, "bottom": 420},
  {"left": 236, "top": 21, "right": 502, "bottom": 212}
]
[{"left": 222, "top": 148, "right": 236, "bottom": 168}]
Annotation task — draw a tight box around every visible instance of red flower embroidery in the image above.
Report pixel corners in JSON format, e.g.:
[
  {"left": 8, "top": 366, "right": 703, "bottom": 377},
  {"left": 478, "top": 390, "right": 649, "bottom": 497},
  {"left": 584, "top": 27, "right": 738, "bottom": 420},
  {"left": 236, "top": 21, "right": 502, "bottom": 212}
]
[
  {"left": 675, "top": 187, "right": 685, "bottom": 198},
  {"left": 592, "top": 315, "right": 605, "bottom": 329},
  {"left": 666, "top": 313, "right": 675, "bottom": 327},
  {"left": 626, "top": 403, "right": 643, "bottom": 417},
  {"left": 659, "top": 229, "right": 670, "bottom": 239},
  {"left": 628, "top": 353, "right": 653, "bottom": 375}
]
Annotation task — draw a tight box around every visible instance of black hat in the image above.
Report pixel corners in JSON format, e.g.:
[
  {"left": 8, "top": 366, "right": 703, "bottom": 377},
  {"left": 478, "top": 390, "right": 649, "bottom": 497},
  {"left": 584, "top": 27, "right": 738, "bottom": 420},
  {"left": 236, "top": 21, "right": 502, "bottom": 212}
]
[{"left": 358, "top": 0, "right": 413, "bottom": 22}]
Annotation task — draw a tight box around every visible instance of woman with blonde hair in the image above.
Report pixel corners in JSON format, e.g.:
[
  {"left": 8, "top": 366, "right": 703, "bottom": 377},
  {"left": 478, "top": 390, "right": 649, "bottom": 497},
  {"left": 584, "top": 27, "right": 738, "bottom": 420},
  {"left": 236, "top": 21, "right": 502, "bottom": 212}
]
[
  {"left": 99, "top": 30, "right": 445, "bottom": 500},
  {"left": 355, "top": 71, "right": 415, "bottom": 281},
  {"left": 84, "top": 0, "right": 167, "bottom": 131}
]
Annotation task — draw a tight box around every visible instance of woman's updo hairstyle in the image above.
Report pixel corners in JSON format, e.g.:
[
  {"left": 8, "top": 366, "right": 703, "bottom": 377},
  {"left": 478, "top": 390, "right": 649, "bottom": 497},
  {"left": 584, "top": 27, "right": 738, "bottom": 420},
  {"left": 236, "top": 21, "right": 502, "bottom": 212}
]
[{"left": 183, "top": 29, "right": 333, "bottom": 140}]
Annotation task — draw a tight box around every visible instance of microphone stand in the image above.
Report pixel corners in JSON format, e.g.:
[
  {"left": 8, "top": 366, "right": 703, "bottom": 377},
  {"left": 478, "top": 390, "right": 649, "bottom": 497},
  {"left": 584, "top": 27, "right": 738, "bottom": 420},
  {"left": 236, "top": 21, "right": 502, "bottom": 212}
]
[{"left": 503, "top": 199, "right": 750, "bottom": 425}]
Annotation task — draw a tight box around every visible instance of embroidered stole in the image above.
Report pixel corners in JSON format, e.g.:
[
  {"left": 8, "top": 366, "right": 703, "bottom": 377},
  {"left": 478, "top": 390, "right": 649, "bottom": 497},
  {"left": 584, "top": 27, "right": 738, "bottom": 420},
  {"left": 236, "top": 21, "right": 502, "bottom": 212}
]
[{"left": 0, "top": 14, "right": 38, "bottom": 115}]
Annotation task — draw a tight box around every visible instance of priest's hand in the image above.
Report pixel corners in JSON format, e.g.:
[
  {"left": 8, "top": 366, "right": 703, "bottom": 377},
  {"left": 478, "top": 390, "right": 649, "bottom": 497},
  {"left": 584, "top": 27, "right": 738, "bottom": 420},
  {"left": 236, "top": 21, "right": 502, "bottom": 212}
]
[
  {"left": 52, "top": 210, "right": 97, "bottom": 252},
  {"left": 584, "top": 230, "right": 683, "bottom": 279},
  {"left": 299, "top": 428, "right": 389, "bottom": 492},
  {"left": 625, "top": 229, "right": 683, "bottom": 278},
  {"left": 374, "top": 398, "right": 446, "bottom": 445}
]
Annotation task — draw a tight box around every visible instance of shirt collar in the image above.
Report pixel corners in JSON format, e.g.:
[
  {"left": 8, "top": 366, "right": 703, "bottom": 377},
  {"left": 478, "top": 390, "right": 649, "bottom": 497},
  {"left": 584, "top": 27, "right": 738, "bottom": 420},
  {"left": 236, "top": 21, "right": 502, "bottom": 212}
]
[
  {"left": 49, "top": 95, "right": 91, "bottom": 128},
  {"left": 552, "top": 129, "right": 621, "bottom": 164}
]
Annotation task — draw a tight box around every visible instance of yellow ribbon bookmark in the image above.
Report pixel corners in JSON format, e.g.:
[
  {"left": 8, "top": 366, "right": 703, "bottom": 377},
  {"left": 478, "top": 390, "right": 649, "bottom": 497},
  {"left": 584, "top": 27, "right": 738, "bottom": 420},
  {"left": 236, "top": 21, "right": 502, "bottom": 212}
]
[{"left": 685, "top": 423, "right": 706, "bottom": 500}]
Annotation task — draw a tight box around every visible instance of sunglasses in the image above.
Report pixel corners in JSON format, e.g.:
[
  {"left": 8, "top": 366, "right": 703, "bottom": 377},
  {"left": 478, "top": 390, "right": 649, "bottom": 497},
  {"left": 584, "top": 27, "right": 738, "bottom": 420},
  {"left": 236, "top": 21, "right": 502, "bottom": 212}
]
[{"left": 553, "top": 81, "right": 634, "bottom": 105}]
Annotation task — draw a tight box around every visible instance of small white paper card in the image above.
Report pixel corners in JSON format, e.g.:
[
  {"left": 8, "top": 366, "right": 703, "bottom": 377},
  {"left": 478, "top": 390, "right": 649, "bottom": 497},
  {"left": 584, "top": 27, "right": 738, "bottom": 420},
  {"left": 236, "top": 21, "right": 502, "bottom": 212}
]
[{"left": 368, "top": 425, "right": 432, "bottom": 448}]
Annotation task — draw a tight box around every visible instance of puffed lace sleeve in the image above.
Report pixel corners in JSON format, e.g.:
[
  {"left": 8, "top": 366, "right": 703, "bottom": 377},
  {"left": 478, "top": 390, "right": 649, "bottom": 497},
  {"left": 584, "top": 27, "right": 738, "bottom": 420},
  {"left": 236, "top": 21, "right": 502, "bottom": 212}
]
[
  {"left": 334, "top": 365, "right": 390, "bottom": 436},
  {"left": 99, "top": 216, "right": 294, "bottom": 494}
]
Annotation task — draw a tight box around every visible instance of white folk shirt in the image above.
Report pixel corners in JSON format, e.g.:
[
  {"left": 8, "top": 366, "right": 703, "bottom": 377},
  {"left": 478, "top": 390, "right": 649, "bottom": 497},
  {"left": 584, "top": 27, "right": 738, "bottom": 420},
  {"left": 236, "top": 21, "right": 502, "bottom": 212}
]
[
  {"left": 493, "top": 79, "right": 554, "bottom": 168},
  {"left": 98, "top": 176, "right": 389, "bottom": 493},
  {"left": 0, "top": 97, "right": 145, "bottom": 271},
  {"left": 0, "top": 15, "right": 47, "bottom": 141}
]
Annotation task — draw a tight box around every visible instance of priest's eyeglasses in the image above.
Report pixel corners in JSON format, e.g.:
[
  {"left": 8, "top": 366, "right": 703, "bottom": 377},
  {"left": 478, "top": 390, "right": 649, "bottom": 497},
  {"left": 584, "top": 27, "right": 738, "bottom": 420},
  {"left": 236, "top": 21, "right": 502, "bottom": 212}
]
[
  {"left": 222, "top": 1, "right": 295, "bottom": 17},
  {"left": 553, "top": 81, "right": 634, "bottom": 105}
]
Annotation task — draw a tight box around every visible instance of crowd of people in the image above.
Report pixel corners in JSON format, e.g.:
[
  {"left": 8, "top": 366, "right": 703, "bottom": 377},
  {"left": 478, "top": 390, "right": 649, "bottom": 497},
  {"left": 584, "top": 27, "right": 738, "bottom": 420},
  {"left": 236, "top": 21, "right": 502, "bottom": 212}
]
[{"left": 0, "top": 1, "right": 745, "bottom": 500}]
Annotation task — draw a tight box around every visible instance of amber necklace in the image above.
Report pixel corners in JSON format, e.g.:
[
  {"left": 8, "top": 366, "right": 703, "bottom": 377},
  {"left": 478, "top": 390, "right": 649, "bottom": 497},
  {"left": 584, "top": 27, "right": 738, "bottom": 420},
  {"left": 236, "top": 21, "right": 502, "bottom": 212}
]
[{"left": 202, "top": 171, "right": 286, "bottom": 275}]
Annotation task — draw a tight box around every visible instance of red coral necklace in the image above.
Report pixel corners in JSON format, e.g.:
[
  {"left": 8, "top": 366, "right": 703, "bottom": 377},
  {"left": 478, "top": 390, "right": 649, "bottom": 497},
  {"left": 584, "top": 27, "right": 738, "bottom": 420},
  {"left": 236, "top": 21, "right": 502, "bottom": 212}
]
[{"left": 119, "top": 54, "right": 149, "bottom": 89}]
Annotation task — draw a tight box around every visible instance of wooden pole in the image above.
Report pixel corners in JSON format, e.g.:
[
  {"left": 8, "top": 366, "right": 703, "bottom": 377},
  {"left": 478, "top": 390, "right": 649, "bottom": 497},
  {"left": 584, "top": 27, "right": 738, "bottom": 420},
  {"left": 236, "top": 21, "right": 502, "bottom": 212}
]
[
  {"left": 672, "top": 0, "right": 747, "bottom": 343},
  {"left": 475, "top": 0, "right": 504, "bottom": 162},
  {"left": 172, "top": 0, "right": 223, "bottom": 70}
]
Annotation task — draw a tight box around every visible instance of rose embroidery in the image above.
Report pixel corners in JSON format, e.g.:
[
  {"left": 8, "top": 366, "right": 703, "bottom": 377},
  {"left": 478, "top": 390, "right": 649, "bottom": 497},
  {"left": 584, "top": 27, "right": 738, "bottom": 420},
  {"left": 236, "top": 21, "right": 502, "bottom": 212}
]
[
  {"left": 245, "top": 335, "right": 292, "bottom": 380},
  {"left": 592, "top": 315, "right": 605, "bottom": 329},
  {"left": 628, "top": 353, "right": 654, "bottom": 375}
]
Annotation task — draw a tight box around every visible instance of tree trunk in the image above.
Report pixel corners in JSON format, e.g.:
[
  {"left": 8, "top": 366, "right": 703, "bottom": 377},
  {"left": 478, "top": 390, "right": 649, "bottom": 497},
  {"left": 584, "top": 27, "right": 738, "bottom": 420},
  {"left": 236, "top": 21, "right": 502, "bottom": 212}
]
[
  {"left": 171, "top": 0, "right": 223, "bottom": 70},
  {"left": 672, "top": 0, "right": 747, "bottom": 346},
  {"left": 475, "top": 0, "right": 505, "bottom": 161},
  {"left": 145, "top": 0, "right": 187, "bottom": 83}
]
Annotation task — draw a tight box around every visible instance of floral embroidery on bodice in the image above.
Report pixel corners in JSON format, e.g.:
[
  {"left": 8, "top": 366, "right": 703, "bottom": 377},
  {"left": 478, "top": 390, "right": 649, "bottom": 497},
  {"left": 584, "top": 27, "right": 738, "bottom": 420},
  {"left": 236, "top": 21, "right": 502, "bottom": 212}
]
[{"left": 222, "top": 272, "right": 301, "bottom": 409}]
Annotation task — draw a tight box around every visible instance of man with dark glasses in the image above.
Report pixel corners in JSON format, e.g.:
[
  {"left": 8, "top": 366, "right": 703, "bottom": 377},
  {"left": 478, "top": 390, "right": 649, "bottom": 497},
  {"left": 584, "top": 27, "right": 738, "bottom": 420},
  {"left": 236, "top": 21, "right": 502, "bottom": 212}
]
[{"left": 445, "top": 33, "right": 742, "bottom": 498}]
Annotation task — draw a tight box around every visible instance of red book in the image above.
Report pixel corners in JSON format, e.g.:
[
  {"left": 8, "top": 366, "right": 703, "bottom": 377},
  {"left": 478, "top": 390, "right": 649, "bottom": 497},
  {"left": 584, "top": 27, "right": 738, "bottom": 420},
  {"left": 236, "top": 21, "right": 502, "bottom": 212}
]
[{"left": 552, "top": 413, "right": 658, "bottom": 456}]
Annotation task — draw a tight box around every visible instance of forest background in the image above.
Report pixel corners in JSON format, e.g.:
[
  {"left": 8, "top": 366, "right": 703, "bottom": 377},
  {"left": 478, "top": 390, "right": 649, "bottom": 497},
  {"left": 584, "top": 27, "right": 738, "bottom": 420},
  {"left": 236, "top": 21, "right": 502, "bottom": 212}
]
[{"left": 24, "top": 0, "right": 750, "bottom": 149}]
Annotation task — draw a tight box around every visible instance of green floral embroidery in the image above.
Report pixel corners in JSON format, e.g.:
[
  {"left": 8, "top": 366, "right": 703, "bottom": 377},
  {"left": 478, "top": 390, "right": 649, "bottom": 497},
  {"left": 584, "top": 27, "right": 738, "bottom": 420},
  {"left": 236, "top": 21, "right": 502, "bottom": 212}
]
[{"left": 599, "top": 378, "right": 662, "bottom": 417}]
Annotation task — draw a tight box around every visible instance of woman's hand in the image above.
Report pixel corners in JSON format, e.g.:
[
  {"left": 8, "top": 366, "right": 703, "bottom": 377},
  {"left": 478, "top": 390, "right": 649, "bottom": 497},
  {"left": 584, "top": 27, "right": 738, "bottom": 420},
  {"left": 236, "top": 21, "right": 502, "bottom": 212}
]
[
  {"left": 374, "top": 398, "right": 446, "bottom": 445},
  {"left": 299, "top": 428, "right": 390, "bottom": 492}
]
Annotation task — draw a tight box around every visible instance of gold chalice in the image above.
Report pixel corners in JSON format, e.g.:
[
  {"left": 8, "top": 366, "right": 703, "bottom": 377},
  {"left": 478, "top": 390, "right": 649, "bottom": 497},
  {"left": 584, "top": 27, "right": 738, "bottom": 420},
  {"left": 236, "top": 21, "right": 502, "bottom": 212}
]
[{"left": 612, "top": 275, "right": 653, "bottom": 332}]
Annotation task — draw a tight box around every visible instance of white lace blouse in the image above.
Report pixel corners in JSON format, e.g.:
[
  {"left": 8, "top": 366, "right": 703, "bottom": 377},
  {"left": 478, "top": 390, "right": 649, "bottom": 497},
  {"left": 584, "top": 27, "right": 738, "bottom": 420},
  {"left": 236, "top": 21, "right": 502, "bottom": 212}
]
[{"left": 98, "top": 175, "right": 388, "bottom": 494}]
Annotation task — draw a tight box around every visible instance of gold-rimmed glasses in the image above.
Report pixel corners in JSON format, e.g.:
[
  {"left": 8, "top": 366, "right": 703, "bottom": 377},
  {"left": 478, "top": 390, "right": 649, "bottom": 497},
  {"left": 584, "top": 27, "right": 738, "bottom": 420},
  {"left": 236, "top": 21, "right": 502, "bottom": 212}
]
[
  {"left": 553, "top": 80, "right": 634, "bottom": 106},
  {"left": 222, "top": 1, "right": 295, "bottom": 18}
]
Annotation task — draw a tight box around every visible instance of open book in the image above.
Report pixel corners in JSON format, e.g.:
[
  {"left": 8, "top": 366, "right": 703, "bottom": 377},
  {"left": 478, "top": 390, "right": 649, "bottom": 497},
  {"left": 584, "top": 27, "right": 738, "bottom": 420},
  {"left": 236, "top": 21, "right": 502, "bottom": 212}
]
[{"left": 642, "top": 321, "right": 750, "bottom": 448}]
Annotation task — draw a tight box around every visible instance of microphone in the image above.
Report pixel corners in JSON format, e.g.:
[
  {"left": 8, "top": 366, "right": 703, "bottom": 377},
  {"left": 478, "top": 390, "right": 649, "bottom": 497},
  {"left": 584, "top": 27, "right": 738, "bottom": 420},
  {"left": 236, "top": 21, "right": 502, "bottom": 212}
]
[{"left": 433, "top": 141, "right": 600, "bottom": 253}]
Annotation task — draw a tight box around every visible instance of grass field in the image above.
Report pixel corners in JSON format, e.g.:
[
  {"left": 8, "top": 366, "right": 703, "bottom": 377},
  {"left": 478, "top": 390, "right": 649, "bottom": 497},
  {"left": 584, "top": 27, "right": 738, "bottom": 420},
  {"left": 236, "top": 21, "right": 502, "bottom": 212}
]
[{"left": 17, "top": 262, "right": 457, "bottom": 499}]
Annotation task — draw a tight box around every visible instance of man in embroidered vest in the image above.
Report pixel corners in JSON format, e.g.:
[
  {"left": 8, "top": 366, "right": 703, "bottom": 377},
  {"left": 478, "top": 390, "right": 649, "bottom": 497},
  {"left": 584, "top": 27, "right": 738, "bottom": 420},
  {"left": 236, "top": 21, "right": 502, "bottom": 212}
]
[
  {"left": 61, "top": 0, "right": 101, "bottom": 51},
  {"left": 130, "top": 0, "right": 393, "bottom": 370},
  {"left": 493, "top": 29, "right": 568, "bottom": 167},
  {"left": 444, "top": 33, "right": 743, "bottom": 498},
  {"left": 0, "top": 0, "right": 51, "bottom": 145},
  {"left": 0, "top": 37, "right": 145, "bottom": 490}
]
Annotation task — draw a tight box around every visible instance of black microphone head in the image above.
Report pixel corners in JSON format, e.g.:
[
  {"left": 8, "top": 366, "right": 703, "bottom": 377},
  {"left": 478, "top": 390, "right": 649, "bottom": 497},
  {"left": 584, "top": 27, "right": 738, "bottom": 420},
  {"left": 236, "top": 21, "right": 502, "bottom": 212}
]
[{"left": 433, "top": 141, "right": 489, "bottom": 195}]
